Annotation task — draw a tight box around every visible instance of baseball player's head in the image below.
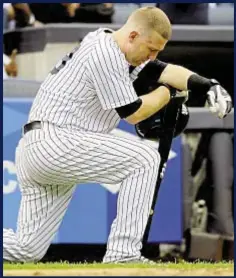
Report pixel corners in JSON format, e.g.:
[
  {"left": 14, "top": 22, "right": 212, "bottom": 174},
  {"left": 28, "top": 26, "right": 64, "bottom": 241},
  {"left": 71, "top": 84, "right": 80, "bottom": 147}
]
[{"left": 113, "top": 7, "right": 172, "bottom": 66}]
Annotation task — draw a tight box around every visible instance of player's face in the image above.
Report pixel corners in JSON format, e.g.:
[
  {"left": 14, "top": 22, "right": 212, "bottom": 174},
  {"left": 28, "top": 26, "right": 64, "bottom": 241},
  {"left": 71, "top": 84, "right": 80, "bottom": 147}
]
[{"left": 127, "top": 31, "right": 167, "bottom": 66}]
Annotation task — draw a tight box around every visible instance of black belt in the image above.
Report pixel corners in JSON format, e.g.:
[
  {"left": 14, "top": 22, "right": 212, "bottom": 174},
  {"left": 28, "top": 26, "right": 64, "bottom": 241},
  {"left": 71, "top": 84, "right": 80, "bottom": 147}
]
[{"left": 23, "top": 121, "right": 42, "bottom": 135}]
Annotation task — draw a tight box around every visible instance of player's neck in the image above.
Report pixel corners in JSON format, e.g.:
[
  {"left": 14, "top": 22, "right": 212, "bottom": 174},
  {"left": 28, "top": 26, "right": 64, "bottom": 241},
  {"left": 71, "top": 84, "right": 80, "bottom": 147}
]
[{"left": 111, "top": 30, "right": 127, "bottom": 57}]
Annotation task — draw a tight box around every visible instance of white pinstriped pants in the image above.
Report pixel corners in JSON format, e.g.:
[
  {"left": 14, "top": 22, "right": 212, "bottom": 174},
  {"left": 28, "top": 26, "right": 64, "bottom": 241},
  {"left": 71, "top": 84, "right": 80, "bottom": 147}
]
[{"left": 3, "top": 122, "right": 160, "bottom": 263}]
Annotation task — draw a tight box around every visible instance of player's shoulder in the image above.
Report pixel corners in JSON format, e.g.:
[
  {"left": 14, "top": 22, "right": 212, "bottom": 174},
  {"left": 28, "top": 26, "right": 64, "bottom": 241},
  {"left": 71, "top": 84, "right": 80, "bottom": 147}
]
[
  {"left": 91, "top": 29, "right": 124, "bottom": 60},
  {"left": 79, "top": 29, "right": 110, "bottom": 59},
  {"left": 83, "top": 28, "right": 113, "bottom": 43},
  {"left": 97, "top": 29, "right": 118, "bottom": 51},
  {"left": 86, "top": 28, "right": 128, "bottom": 71}
]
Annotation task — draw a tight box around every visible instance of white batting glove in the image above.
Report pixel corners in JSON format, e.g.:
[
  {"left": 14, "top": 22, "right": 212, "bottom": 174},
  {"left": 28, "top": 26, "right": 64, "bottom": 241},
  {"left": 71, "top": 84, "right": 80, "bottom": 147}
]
[{"left": 206, "top": 80, "right": 232, "bottom": 119}]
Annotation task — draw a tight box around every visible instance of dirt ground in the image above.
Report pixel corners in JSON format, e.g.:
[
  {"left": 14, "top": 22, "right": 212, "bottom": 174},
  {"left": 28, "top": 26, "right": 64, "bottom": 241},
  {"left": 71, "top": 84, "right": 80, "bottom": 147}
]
[{"left": 4, "top": 267, "right": 234, "bottom": 276}]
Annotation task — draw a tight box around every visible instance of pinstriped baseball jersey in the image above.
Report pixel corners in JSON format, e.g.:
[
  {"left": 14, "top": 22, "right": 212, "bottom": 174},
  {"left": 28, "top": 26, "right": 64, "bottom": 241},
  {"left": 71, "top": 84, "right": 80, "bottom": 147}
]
[{"left": 29, "top": 28, "right": 148, "bottom": 133}]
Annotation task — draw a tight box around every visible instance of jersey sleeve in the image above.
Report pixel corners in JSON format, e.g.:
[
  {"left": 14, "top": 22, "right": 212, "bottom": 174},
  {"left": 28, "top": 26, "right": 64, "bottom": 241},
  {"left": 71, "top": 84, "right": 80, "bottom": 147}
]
[
  {"left": 88, "top": 39, "right": 139, "bottom": 110},
  {"left": 129, "top": 60, "right": 150, "bottom": 82}
]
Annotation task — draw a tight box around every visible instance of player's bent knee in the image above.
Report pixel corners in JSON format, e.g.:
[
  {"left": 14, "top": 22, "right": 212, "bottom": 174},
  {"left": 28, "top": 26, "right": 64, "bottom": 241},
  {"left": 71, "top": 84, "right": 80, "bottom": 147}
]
[{"left": 141, "top": 147, "right": 160, "bottom": 168}]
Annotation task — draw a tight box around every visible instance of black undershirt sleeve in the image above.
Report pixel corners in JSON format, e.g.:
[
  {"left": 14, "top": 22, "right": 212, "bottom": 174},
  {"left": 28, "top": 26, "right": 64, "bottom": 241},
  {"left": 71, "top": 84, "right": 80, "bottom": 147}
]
[
  {"left": 132, "top": 60, "right": 168, "bottom": 96},
  {"left": 131, "top": 60, "right": 168, "bottom": 80},
  {"left": 115, "top": 98, "right": 142, "bottom": 119}
]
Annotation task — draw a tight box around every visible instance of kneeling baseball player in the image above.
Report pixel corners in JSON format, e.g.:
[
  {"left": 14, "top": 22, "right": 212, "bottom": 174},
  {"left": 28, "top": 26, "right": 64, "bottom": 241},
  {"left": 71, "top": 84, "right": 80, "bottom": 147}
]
[{"left": 3, "top": 7, "right": 232, "bottom": 264}]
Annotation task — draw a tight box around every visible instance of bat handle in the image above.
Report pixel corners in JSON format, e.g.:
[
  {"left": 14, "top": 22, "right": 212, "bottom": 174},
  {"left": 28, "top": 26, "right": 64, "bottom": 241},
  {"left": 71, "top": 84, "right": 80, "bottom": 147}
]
[{"left": 159, "top": 162, "right": 167, "bottom": 179}]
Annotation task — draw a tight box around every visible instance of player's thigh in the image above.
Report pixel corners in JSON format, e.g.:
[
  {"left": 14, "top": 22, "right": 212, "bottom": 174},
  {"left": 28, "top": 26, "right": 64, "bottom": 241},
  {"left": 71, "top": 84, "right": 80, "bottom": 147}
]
[
  {"left": 58, "top": 130, "right": 161, "bottom": 184},
  {"left": 19, "top": 126, "right": 160, "bottom": 185}
]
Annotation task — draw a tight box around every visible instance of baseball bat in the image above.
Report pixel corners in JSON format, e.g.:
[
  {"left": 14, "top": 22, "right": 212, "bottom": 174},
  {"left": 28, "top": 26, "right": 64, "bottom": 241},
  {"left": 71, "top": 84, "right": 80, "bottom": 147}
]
[{"left": 142, "top": 97, "right": 185, "bottom": 247}]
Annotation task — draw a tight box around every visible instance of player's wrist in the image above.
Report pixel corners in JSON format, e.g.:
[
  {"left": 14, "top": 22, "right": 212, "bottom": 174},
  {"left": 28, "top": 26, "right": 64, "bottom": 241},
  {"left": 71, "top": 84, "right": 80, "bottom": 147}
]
[{"left": 187, "top": 74, "right": 219, "bottom": 96}]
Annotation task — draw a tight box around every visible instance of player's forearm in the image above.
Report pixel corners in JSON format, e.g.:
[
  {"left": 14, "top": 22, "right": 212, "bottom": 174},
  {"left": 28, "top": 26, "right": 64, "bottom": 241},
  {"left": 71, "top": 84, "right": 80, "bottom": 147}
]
[
  {"left": 126, "top": 86, "right": 170, "bottom": 124},
  {"left": 158, "top": 64, "right": 194, "bottom": 91},
  {"left": 159, "top": 63, "right": 225, "bottom": 101}
]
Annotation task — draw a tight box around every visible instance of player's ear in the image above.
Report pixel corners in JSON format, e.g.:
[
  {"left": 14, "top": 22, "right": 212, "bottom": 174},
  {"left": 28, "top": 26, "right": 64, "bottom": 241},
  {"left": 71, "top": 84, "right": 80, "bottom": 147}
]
[{"left": 129, "top": 31, "right": 139, "bottom": 42}]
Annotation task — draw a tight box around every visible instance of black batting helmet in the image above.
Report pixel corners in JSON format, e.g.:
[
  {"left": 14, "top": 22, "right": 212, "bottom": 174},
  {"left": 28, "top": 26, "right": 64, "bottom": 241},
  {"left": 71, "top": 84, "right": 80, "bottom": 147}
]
[{"left": 135, "top": 103, "right": 189, "bottom": 140}]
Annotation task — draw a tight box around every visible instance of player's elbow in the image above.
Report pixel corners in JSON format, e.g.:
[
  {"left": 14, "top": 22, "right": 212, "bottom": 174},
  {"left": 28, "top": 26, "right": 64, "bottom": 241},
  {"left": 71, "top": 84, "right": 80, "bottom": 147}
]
[
  {"left": 124, "top": 113, "right": 142, "bottom": 125},
  {"left": 115, "top": 99, "right": 143, "bottom": 125}
]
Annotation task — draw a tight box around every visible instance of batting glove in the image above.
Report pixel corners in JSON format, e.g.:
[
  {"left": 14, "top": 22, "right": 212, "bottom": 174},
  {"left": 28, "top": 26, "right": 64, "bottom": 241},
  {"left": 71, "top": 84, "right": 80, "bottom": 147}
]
[{"left": 206, "top": 79, "right": 232, "bottom": 119}]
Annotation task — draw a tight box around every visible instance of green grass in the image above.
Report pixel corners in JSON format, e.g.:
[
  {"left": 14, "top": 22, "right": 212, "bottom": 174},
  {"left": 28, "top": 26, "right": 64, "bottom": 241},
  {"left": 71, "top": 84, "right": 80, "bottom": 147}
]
[{"left": 3, "top": 260, "right": 234, "bottom": 270}]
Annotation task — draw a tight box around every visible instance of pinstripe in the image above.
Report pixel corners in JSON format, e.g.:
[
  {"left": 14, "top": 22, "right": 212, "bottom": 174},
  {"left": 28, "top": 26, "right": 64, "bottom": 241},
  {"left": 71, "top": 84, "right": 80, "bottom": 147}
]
[
  {"left": 4, "top": 121, "right": 160, "bottom": 262},
  {"left": 25, "top": 187, "right": 74, "bottom": 254},
  {"left": 4, "top": 185, "right": 75, "bottom": 262},
  {"left": 43, "top": 39, "right": 96, "bottom": 95},
  {"left": 51, "top": 66, "right": 83, "bottom": 124},
  {"left": 129, "top": 61, "right": 149, "bottom": 82},
  {"left": 23, "top": 127, "right": 156, "bottom": 186},
  {"left": 87, "top": 58, "right": 111, "bottom": 109},
  {"left": 101, "top": 136, "right": 159, "bottom": 261},
  {"left": 104, "top": 37, "right": 134, "bottom": 104},
  {"left": 130, "top": 171, "right": 145, "bottom": 251},
  {"left": 90, "top": 40, "right": 138, "bottom": 110},
  {"left": 4, "top": 28, "right": 161, "bottom": 263},
  {"left": 95, "top": 41, "right": 121, "bottom": 105},
  {"left": 26, "top": 142, "right": 67, "bottom": 184},
  {"left": 123, "top": 175, "right": 134, "bottom": 255}
]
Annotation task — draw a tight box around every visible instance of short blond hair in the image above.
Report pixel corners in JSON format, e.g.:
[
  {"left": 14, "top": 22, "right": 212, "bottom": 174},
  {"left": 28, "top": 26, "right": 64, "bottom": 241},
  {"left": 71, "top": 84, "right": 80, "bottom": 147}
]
[{"left": 126, "top": 7, "right": 172, "bottom": 40}]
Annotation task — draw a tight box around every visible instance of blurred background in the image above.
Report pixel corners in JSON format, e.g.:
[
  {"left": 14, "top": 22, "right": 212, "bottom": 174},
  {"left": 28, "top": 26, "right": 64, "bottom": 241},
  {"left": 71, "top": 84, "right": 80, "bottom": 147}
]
[{"left": 3, "top": 2, "right": 234, "bottom": 263}]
